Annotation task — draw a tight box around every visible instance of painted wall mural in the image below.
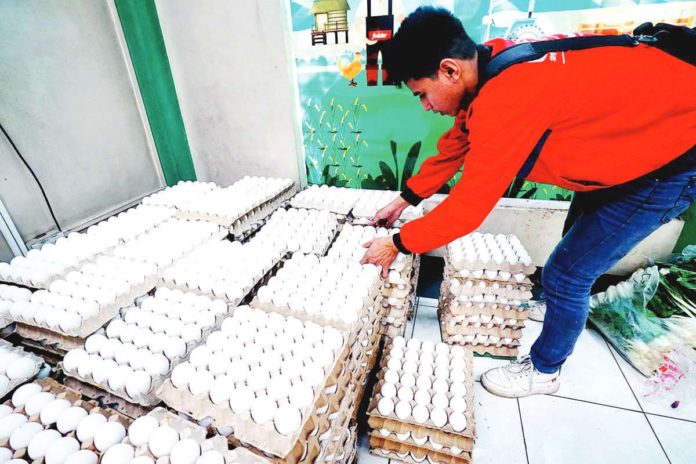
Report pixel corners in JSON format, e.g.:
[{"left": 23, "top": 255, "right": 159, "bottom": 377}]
[{"left": 290, "top": 0, "right": 696, "bottom": 199}]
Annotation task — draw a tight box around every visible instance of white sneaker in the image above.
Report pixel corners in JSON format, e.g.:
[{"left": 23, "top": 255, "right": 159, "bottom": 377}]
[
  {"left": 481, "top": 355, "right": 560, "bottom": 398},
  {"left": 528, "top": 300, "right": 546, "bottom": 322}
]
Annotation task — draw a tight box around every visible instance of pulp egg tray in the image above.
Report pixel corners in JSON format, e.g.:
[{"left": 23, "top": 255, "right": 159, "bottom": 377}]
[
  {"left": 0, "top": 340, "right": 45, "bottom": 397},
  {"left": 443, "top": 280, "right": 532, "bottom": 300},
  {"left": 0, "top": 284, "right": 32, "bottom": 329},
  {"left": 370, "top": 429, "right": 472, "bottom": 463},
  {"left": 369, "top": 435, "right": 470, "bottom": 464},
  {"left": 1, "top": 378, "right": 133, "bottom": 464},
  {"left": 157, "top": 340, "right": 351, "bottom": 460},
  {"left": 439, "top": 297, "right": 529, "bottom": 319},
  {"left": 379, "top": 324, "right": 407, "bottom": 339},
  {"left": 444, "top": 265, "right": 532, "bottom": 285},
  {"left": 367, "top": 342, "right": 475, "bottom": 441},
  {"left": 60, "top": 296, "right": 230, "bottom": 406},
  {"left": 142, "top": 181, "right": 220, "bottom": 210},
  {"left": 440, "top": 311, "right": 526, "bottom": 332},
  {"left": 289, "top": 186, "right": 360, "bottom": 216},
  {"left": 250, "top": 281, "right": 382, "bottom": 333},
  {"left": 316, "top": 424, "right": 357, "bottom": 464},
  {"left": 444, "top": 253, "right": 535, "bottom": 276},
  {"left": 226, "top": 447, "right": 275, "bottom": 464},
  {"left": 440, "top": 319, "right": 524, "bottom": 338},
  {"left": 12, "top": 274, "right": 157, "bottom": 342},
  {"left": 440, "top": 332, "right": 520, "bottom": 358},
  {"left": 116, "top": 407, "right": 229, "bottom": 464}
]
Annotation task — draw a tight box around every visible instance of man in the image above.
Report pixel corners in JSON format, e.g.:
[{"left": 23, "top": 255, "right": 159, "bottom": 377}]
[{"left": 360, "top": 6, "right": 696, "bottom": 398}]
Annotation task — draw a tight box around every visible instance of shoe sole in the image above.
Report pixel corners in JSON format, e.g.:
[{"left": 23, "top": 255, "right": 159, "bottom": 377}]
[
  {"left": 527, "top": 313, "right": 545, "bottom": 322},
  {"left": 481, "top": 375, "right": 560, "bottom": 398}
]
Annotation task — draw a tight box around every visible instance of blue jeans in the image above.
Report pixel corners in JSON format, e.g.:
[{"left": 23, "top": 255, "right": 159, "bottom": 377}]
[{"left": 531, "top": 147, "right": 696, "bottom": 374}]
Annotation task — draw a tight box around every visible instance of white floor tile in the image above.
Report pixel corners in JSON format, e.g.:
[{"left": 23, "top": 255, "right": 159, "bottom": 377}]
[
  {"left": 647, "top": 414, "right": 696, "bottom": 464},
  {"left": 473, "top": 383, "right": 528, "bottom": 464},
  {"left": 357, "top": 431, "right": 390, "bottom": 464},
  {"left": 519, "top": 395, "right": 668, "bottom": 464},
  {"left": 607, "top": 344, "right": 696, "bottom": 422},
  {"left": 416, "top": 297, "right": 438, "bottom": 308},
  {"left": 411, "top": 304, "right": 442, "bottom": 344}
]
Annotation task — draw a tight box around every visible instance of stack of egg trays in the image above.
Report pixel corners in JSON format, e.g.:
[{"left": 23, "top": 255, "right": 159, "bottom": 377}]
[
  {"left": 316, "top": 424, "right": 358, "bottom": 464},
  {"left": 12, "top": 264, "right": 158, "bottom": 349},
  {"left": 379, "top": 255, "right": 421, "bottom": 338},
  {"left": 348, "top": 189, "right": 425, "bottom": 227},
  {"left": 61, "top": 290, "right": 231, "bottom": 406},
  {"left": 1, "top": 378, "right": 132, "bottom": 464},
  {"left": 141, "top": 181, "right": 220, "bottom": 210},
  {"left": 367, "top": 342, "right": 475, "bottom": 464},
  {"left": 231, "top": 185, "right": 298, "bottom": 237},
  {"left": 0, "top": 340, "right": 45, "bottom": 395},
  {"left": 158, "top": 324, "right": 352, "bottom": 464},
  {"left": 439, "top": 235, "right": 535, "bottom": 358}
]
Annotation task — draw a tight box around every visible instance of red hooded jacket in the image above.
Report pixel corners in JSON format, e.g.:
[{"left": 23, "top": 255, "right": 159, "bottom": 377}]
[{"left": 395, "top": 37, "right": 696, "bottom": 254}]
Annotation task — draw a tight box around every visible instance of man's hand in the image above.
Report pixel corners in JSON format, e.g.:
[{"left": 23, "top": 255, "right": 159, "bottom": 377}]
[
  {"left": 360, "top": 236, "right": 399, "bottom": 278},
  {"left": 369, "top": 196, "right": 410, "bottom": 228}
]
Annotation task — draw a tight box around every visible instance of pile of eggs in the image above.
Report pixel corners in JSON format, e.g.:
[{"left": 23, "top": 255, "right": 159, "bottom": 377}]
[
  {"left": 169, "top": 306, "right": 343, "bottom": 436},
  {"left": 107, "top": 414, "right": 226, "bottom": 464},
  {"left": 0, "top": 382, "right": 130, "bottom": 464},
  {"left": 0, "top": 233, "right": 107, "bottom": 288},
  {"left": 161, "top": 240, "right": 280, "bottom": 302},
  {"left": 447, "top": 233, "right": 533, "bottom": 268},
  {"left": 0, "top": 284, "right": 32, "bottom": 324},
  {"left": 290, "top": 186, "right": 359, "bottom": 214},
  {"left": 375, "top": 337, "right": 470, "bottom": 433},
  {"left": 178, "top": 177, "right": 294, "bottom": 224},
  {"left": 0, "top": 344, "right": 41, "bottom": 396},
  {"left": 113, "top": 219, "right": 222, "bottom": 269},
  {"left": 350, "top": 190, "right": 423, "bottom": 222},
  {"left": 85, "top": 205, "right": 176, "bottom": 246},
  {"left": 252, "top": 208, "right": 338, "bottom": 255},
  {"left": 447, "top": 333, "right": 515, "bottom": 347},
  {"left": 142, "top": 181, "right": 219, "bottom": 210},
  {"left": 255, "top": 253, "right": 380, "bottom": 326},
  {"left": 328, "top": 224, "right": 409, "bottom": 273},
  {"left": 63, "top": 288, "right": 227, "bottom": 401}
]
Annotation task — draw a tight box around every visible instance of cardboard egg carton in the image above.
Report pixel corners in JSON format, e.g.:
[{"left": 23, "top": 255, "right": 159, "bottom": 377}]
[
  {"left": 369, "top": 435, "right": 471, "bottom": 464},
  {"left": 440, "top": 332, "right": 520, "bottom": 357},
  {"left": 0, "top": 340, "right": 45, "bottom": 395},
  {"left": 1, "top": 378, "right": 133, "bottom": 464},
  {"left": 369, "top": 415, "right": 474, "bottom": 456},
  {"left": 379, "top": 323, "right": 407, "bottom": 338},
  {"left": 443, "top": 280, "right": 532, "bottom": 300},
  {"left": 439, "top": 300, "right": 528, "bottom": 320},
  {"left": 157, "top": 338, "right": 350, "bottom": 460},
  {"left": 370, "top": 431, "right": 471, "bottom": 462},
  {"left": 443, "top": 263, "right": 532, "bottom": 284},
  {"left": 367, "top": 344, "right": 475, "bottom": 442},
  {"left": 289, "top": 186, "right": 360, "bottom": 216}
]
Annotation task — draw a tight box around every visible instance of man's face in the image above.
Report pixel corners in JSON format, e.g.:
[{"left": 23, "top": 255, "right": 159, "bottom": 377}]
[{"left": 405, "top": 58, "right": 478, "bottom": 116}]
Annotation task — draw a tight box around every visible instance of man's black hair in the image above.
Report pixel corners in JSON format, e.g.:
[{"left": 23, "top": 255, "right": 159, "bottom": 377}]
[{"left": 384, "top": 6, "right": 477, "bottom": 87}]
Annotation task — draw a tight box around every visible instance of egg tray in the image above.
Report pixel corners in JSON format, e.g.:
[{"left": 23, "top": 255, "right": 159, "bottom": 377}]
[
  {"left": 443, "top": 254, "right": 535, "bottom": 276},
  {"left": 439, "top": 318, "right": 525, "bottom": 338},
  {"left": 0, "top": 339, "right": 46, "bottom": 392},
  {"left": 369, "top": 436, "right": 471, "bottom": 464},
  {"left": 157, "top": 340, "right": 351, "bottom": 459},
  {"left": 367, "top": 346, "right": 475, "bottom": 441},
  {"left": 60, "top": 376, "right": 152, "bottom": 420},
  {"left": 2, "top": 378, "right": 133, "bottom": 463},
  {"left": 13, "top": 274, "right": 158, "bottom": 341},
  {"left": 229, "top": 187, "right": 298, "bottom": 233},
  {"left": 60, "top": 299, "right": 231, "bottom": 408},
  {"left": 250, "top": 280, "right": 382, "bottom": 333},
  {"left": 439, "top": 300, "right": 528, "bottom": 320},
  {"left": 442, "top": 281, "right": 533, "bottom": 301},
  {"left": 369, "top": 432, "right": 471, "bottom": 463},
  {"left": 226, "top": 447, "right": 275, "bottom": 464},
  {"left": 443, "top": 263, "right": 533, "bottom": 285},
  {"left": 317, "top": 425, "right": 357, "bottom": 464},
  {"left": 378, "top": 323, "right": 407, "bottom": 339},
  {"left": 369, "top": 416, "right": 473, "bottom": 456},
  {"left": 437, "top": 313, "right": 523, "bottom": 345},
  {"left": 440, "top": 334, "right": 520, "bottom": 358}
]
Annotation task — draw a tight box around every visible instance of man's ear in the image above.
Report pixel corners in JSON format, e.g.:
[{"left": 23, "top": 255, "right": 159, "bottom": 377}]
[{"left": 439, "top": 58, "right": 461, "bottom": 81}]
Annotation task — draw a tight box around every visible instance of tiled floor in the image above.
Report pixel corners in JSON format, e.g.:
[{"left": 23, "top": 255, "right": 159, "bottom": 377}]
[{"left": 358, "top": 297, "right": 696, "bottom": 464}]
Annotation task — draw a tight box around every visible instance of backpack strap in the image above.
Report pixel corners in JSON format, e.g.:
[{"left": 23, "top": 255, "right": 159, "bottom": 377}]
[{"left": 485, "top": 34, "right": 638, "bottom": 80}]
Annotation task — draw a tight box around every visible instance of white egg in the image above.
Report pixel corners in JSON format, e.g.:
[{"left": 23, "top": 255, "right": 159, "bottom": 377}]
[
  {"left": 432, "top": 378, "right": 449, "bottom": 394},
  {"left": 412, "top": 404, "right": 429, "bottom": 424},
  {"left": 64, "top": 450, "right": 98, "bottom": 464},
  {"left": 127, "top": 416, "right": 159, "bottom": 447},
  {"left": 9, "top": 421, "right": 43, "bottom": 450},
  {"left": 0, "top": 448, "right": 12, "bottom": 464},
  {"left": 448, "top": 411, "right": 467, "bottom": 432},
  {"left": 148, "top": 426, "right": 179, "bottom": 458},
  {"left": 414, "top": 389, "right": 431, "bottom": 406},
  {"left": 432, "top": 393, "right": 449, "bottom": 410},
  {"left": 273, "top": 405, "right": 302, "bottom": 435},
  {"left": 377, "top": 397, "right": 394, "bottom": 416},
  {"left": 40, "top": 399, "right": 71, "bottom": 425},
  {"left": 125, "top": 371, "right": 152, "bottom": 398},
  {"left": 229, "top": 386, "right": 254, "bottom": 414},
  {"left": 384, "top": 369, "right": 400, "bottom": 384},
  {"left": 188, "top": 370, "right": 213, "bottom": 396},
  {"left": 57, "top": 406, "right": 88, "bottom": 434},
  {"left": 380, "top": 383, "right": 396, "bottom": 399},
  {"left": 143, "top": 353, "right": 169, "bottom": 377},
  {"left": 27, "top": 429, "right": 61, "bottom": 459},
  {"left": 170, "top": 363, "right": 195, "bottom": 390},
  {"left": 169, "top": 439, "right": 200, "bottom": 464},
  {"left": 93, "top": 421, "right": 126, "bottom": 452},
  {"left": 91, "top": 359, "right": 118, "bottom": 385},
  {"left": 76, "top": 413, "right": 107, "bottom": 442},
  {"left": 45, "top": 436, "right": 80, "bottom": 464},
  {"left": 394, "top": 400, "right": 411, "bottom": 420},
  {"left": 100, "top": 443, "right": 134, "bottom": 464},
  {"left": 7, "top": 358, "right": 36, "bottom": 381},
  {"left": 11, "top": 383, "right": 42, "bottom": 408},
  {"left": 0, "top": 404, "right": 11, "bottom": 418},
  {"left": 163, "top": 338, "right": 187, "bottom": 360},
  {"left": 107, "top": 365, "right": 134, "bottom": 391},
  {"left": 250, "top": 396, "right": 276, "bottom": 425},
  {"left": 24, "top": 392, "right": 55, "bottom": 417},
  {"left": 429, "top": 408, "right": 447, "bottom": 428}
]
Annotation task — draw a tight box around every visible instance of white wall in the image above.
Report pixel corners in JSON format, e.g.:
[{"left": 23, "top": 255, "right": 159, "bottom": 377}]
[
  {"left": 156, "top": 0, "right": 301, "bottom": 186},
  {"left": 0, "top": 0, "right": 164, "bottom": 245},
  {"left": 424, "top": 196, "right": 683, "bottom": 275}
]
